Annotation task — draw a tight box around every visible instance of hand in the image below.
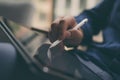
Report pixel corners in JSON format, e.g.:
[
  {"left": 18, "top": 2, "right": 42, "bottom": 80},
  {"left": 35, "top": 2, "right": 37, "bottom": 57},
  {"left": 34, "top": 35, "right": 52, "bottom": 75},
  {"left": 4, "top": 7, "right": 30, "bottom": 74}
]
[{"left": 48, "top": 16, "right": 84, "bottom": 47}]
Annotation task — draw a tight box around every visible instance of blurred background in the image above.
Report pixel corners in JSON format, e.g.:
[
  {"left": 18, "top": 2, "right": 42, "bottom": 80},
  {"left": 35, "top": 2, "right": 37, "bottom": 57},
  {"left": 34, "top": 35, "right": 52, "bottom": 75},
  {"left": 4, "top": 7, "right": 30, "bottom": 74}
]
[
  {"left": 0, "top": 0, "right": 101, "bottom": 31},
  {"left": 0, "top": 0, "right": 102, "bottom": 56}
]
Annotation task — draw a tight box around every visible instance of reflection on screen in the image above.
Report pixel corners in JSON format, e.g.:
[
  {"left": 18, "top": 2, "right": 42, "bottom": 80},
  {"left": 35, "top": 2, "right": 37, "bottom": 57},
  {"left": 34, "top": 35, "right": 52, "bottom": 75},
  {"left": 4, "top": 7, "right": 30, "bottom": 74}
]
[{"left": 7, "top": 20, "right": 48, "bottom": 56}]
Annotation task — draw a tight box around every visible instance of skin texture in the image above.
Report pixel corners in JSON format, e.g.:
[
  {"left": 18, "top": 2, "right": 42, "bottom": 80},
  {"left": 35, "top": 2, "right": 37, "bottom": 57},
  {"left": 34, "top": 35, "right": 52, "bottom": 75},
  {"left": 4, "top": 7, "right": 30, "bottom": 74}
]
[{"left": 48, "top": 16, "right": 84, "bottom": 47}]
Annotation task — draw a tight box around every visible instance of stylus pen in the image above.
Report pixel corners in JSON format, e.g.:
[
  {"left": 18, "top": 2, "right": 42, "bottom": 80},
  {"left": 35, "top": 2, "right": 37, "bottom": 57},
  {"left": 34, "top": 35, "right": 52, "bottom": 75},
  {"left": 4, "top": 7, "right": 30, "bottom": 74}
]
[
  {"left": 47, "top": 18, "right": 88, "bottom": 61},
  {"left": 49, "top": 18, "right": 88, "bottom": 48}
]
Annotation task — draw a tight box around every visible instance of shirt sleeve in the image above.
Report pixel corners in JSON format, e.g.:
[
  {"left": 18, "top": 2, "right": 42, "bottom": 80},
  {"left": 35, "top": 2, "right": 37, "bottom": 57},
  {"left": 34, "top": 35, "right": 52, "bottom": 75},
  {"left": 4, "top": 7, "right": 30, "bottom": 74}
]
[{"left": 75, "top": 0, "right": 115, "bottom": 45}]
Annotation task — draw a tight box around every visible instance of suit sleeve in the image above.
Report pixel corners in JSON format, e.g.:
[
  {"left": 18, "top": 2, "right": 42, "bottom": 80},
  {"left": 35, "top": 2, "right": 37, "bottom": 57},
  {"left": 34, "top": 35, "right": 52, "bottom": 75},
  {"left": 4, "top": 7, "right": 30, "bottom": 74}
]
[{"left": 75, "top": 0, "right": 115, "bottom": 45}]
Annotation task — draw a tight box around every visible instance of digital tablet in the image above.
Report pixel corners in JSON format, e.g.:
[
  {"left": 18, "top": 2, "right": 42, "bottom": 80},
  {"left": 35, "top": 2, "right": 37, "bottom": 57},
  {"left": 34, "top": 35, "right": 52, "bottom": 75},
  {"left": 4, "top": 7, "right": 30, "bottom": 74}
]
[{"left": 0, "top": 17, "right": 110, "bottom": 80}]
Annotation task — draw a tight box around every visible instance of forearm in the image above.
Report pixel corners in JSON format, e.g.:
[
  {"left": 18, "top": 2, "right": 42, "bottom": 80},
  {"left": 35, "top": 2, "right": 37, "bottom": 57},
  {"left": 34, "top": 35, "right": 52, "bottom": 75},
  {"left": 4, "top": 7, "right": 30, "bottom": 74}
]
[{"left": 75, "top": 0, "right": 115, "bottom": 45}]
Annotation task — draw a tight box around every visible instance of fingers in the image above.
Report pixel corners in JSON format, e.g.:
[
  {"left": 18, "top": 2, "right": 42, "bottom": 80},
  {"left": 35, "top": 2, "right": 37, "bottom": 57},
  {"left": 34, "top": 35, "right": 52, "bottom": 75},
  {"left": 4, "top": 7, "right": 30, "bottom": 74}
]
[
  {"left": 63, "top": 16, "right": 77, "bottom": 29},
  {"left": 49, "top": 23, "right": 58, "bottom": 42},
  {"left": 57, "top": 16, "right": 77, "bottom": 39},
  {"left": 49, "top": 17, "right": 63, "bottom": 42},
  {"left": 49, "top": 16, "right": 77, "bottom": 43},
  {"left": 51, "top": 17, "right": 64, "bottom": 39},
  {"left": 57, "top": 20, "right": 66, "bottom": 40},
  {"left": 63, "top": 29, "right": 84, "bottom": 47}
]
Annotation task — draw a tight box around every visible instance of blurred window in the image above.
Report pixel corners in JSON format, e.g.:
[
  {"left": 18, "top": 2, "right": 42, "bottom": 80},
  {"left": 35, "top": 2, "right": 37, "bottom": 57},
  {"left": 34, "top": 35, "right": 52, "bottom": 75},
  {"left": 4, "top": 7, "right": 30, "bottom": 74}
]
[
  {"left": 40, "top": 12, "right": 46, "bottom": 21},
  {"left": 66, "top": 0, "right": 71, "bottom": 9}
]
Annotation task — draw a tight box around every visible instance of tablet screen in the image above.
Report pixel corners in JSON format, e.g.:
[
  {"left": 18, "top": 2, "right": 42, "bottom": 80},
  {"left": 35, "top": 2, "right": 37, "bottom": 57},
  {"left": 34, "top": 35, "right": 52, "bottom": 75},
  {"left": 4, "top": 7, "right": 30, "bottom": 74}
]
[
  {"left": 6, "top": 19, "right": 102, "bottom": 80},
  {"left": 7, "top": 20, "right": 49, "bottom": 56}
]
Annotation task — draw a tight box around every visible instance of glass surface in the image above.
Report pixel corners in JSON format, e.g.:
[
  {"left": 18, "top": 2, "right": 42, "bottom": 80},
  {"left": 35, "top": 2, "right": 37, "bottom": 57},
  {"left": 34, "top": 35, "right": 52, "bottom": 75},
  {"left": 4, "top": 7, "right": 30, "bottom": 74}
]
[{"left": 7, "top": 20, "right": 49, "bottom": 56}]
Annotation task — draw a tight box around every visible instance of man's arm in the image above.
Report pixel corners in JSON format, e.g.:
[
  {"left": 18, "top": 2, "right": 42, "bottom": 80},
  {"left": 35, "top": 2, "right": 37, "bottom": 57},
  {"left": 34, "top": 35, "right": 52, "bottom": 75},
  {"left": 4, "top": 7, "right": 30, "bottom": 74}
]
[
  {"left": 75, "top": 0, "right": 115, "bottom": 45},
  {"left": 48, "top": 0, "right": 116, "bottom": 47}
]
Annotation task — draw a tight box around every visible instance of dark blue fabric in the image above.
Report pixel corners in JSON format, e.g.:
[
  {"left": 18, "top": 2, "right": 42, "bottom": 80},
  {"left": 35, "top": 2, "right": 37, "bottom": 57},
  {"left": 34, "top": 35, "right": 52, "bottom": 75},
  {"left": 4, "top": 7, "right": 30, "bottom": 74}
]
[
  {"left": 75, "top": 0, "right": 119, "bottom": 58},
  {"left": 75, "top": 0, "right": 120, "bottom": 75}
]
